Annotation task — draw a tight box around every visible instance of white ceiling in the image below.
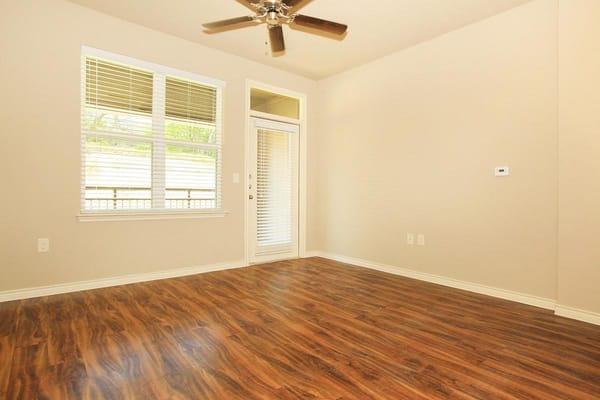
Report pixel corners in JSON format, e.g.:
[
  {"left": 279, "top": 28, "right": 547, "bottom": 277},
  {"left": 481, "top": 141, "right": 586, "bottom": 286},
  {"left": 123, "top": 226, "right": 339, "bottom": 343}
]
[{"left": 69, "top": 0, "right": 532, "bottom": 80}]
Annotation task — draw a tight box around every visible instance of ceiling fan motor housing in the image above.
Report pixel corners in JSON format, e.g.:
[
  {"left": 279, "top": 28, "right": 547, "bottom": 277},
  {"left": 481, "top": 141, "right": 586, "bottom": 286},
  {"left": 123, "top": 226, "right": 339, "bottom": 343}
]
[
  {"left": 263, "top": 0, "right": 282, "bottom": 7},
  {"left": 267, "top": 11, "right": 280, "bottom": 26}
]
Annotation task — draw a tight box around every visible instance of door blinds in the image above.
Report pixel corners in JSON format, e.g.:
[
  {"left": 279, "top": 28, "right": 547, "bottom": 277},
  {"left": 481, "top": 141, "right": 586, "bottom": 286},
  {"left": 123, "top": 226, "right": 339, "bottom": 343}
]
[{"left": 256, "top": 128, "right": 296, "bottom": 254}]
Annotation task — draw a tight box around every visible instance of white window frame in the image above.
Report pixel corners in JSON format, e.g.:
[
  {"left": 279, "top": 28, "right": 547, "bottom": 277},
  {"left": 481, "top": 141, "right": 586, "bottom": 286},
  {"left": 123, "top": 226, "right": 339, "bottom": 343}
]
[{"left": 78, "top": 46, "right": 227, "bottom": 222}]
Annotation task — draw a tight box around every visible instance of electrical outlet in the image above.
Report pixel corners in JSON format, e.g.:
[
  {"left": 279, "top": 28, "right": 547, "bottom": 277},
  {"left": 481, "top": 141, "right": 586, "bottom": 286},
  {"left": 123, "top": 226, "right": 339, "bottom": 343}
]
[
  {"left": 407, "top": 233, "right": 415, "bottom": 246},
  {"left": 37, "top": 238, "right": 50, "bottom": 253},
  {"left": 417, "top": 234, "right": 425, "bottom": 246}
]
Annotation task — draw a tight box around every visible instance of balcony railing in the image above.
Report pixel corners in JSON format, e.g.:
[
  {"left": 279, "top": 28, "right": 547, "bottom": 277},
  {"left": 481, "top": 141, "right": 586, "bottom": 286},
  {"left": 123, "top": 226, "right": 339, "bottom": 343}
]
[{"left": 84, "top": 186, "right": 216, "bottom": 210}]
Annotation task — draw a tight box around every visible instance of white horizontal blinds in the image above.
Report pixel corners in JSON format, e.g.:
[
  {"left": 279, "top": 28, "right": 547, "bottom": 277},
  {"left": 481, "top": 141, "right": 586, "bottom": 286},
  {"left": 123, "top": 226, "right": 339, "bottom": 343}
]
[
  {"left": 166, "top": 77, "right": 216, "bottom": 124},
  {"left": 164, "top": 77, "right": 220, "bottom": 209},
  {"left": 81, "top": 51, "right": 222, "bottom": 212},
  {"left": 256, "top": 129, "right": 294, "bottom": 253},
  {"left": 83, "top": 57, "right": 154, "bottom": 211},
  {"left": 84, "top": 57, "right": 154, "bottom": 136}
]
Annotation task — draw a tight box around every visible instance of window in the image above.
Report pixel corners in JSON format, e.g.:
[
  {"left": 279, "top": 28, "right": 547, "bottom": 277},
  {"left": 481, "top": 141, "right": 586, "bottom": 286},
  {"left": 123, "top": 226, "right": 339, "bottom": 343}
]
[
  {"left": 250, "top": 88, "right": 300, "bottom": 120},
  {"left": 81, "top": 49, "right": 223, "bottom": 214}
]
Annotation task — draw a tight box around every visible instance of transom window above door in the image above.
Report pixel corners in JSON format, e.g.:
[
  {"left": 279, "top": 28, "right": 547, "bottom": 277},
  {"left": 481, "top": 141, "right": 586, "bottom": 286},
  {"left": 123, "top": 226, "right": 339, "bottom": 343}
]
[
  {"left": 250, "top": 88, "right": 300, "bottom": 120},
  {"left": 80, "top": 47, "right": 224, "bottom": 216}
]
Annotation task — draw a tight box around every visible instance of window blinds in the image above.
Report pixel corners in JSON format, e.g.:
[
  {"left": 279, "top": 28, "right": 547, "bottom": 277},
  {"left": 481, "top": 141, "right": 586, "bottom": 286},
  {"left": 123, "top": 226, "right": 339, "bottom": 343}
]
[
  {"left": 81, "top": 53, "right": 222, "bottom": 212},
  {"left": 86, "top": 58, "right": 153, "bottom": 115},
  {"left": 166, "top": 77, "right": 217, "bottom": 124},
  {"left": 256, "top": 129, "right": 295, "bottom": 253}
]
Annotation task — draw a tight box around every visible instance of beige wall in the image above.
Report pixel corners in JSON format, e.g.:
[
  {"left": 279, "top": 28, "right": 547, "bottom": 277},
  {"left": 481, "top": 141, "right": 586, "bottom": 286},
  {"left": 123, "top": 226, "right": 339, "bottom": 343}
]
[
  {"left": 558, "top": 0, "right": 600, "bottom": 313},
  {"left": 0, "top": 0, "right": 317, "bottom": 291},
  {"left": 314, "top": 0, "right": 559, "bottom": 300},
  {"left": 2, "top": 0, "right": 599, "bottom": 317}
]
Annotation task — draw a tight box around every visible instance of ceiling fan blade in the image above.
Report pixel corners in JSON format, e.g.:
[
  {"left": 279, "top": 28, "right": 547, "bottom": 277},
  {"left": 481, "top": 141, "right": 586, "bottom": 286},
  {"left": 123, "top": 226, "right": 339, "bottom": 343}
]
[
  {"left": 292, "top": 15, "right": 348, "bottom": 36},
  {"left": 203, "top": 16, "right": 256, "bottom": 30},
  {"left": 237, "top": 0, "right": 261, "bottom": 10},
  {"left": 269, "top": 25, "right": 285, "bottom": 53},
  {"left": 283, "top": 0, "right": 310, "bottom": 11}
]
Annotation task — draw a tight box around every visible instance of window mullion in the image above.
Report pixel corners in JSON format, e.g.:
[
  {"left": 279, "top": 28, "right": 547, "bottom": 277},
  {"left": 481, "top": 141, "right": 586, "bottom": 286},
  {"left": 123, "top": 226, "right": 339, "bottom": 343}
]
[{"left": 152, "top": 74, "right": 166, "bottom": 209}]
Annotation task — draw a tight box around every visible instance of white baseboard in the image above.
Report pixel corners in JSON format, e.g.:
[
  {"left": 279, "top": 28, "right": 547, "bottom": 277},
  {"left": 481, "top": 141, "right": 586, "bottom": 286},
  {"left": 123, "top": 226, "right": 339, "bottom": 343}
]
[
  {"left": 0, "top": 259, "right": 247, "bottom": 302},
  {"left": 312, "top": 252, "right": 556, "bottom": 309},
  {"left": 306, "top": 252, "right": 600, "bottom": 326},
  {"left": 303, "top": 250, "right": 322, "bottom": 258},
  {"left": 555, "top": 305, "right": 600, "bottom": 326},
  {"left": 4, "top": 254, "right": 599, "bottom": 327}
]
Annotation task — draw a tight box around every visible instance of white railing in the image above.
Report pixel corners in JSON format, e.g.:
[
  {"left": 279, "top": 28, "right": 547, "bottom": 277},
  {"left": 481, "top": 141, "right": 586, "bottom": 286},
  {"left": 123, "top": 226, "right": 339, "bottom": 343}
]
[{"left": 85, "top": 186, "right": 216, "bottom": 210}]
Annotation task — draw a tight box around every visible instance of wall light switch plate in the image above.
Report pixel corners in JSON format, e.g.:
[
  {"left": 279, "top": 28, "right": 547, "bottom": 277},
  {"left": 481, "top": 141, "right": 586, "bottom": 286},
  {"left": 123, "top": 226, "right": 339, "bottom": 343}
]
[
  {"left": 233, "top": 173, "right": 240, "bottom": 184},
  {"left": 407, "top": 233, "right": 415, "bottom": 246},
  {"left": 417, "top": 234, "right": 425, "bottom": 246},
  {"left": 495, "top": 166, "right": 510, "bottom": 177},
  {"left": 38, "top": 238, "right": 50, "bottom": 253}
]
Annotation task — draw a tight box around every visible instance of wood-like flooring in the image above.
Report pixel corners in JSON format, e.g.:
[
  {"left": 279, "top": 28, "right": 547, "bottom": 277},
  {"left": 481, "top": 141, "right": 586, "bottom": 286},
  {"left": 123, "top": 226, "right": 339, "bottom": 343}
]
[{"left": 1, "top": 257, "right": 599, "bottom": 399}]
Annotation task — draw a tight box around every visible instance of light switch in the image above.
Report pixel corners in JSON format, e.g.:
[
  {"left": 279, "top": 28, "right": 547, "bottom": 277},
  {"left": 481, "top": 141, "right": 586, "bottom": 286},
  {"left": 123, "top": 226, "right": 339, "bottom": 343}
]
[
  {"left": 407, "top": 233, "right": 415, "bottom": 246},
  {"left": 233, "top": 173, "right": 240, "bottom": 184},
  {"left": 417, "top": 234, "right": 425, "bottom": 246}
]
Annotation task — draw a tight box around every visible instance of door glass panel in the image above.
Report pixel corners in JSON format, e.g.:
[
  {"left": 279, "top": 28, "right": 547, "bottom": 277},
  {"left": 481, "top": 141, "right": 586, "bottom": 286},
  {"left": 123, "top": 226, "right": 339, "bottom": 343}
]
[{"left": 256, "top": 129, "right": 293, "bottom": 249}]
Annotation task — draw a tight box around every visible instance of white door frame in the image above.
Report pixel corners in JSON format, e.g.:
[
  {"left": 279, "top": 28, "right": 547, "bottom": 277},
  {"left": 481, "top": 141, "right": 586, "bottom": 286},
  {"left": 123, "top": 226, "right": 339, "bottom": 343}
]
[{"left": 244, "top": 80, "right": 307, "bottom": 265}]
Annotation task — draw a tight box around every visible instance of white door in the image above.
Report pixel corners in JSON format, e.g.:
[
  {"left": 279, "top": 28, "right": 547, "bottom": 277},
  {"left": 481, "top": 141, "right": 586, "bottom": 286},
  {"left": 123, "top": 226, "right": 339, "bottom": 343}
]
[{"left": 248, "top": 118, "right": 299, "bottom": 263}]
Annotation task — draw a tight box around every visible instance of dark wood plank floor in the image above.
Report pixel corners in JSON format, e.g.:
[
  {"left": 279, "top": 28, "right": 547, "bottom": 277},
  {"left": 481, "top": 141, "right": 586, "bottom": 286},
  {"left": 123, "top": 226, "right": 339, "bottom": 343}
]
[{"left": 1, "top": 257, "right": 599, "bottom": 399}]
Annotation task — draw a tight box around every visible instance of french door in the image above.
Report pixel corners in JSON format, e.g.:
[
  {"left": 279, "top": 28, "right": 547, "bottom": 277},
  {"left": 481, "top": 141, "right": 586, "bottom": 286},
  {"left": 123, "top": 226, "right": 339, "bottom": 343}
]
[{"left": 248, "top": 118, "right": 299, "bottom": 263}]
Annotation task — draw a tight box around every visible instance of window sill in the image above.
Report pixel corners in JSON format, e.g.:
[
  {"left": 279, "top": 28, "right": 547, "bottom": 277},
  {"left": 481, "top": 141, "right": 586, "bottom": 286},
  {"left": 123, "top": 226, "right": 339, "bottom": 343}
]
[{"left": 77, "top": 210, "right": 229, "bottom": 222}]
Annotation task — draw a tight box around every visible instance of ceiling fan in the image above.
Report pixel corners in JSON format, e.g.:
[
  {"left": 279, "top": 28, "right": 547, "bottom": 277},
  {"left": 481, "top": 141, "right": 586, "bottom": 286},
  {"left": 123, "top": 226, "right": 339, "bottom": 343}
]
[{"left": 202, "top": 0, "right": 348, "bottom": 54}]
